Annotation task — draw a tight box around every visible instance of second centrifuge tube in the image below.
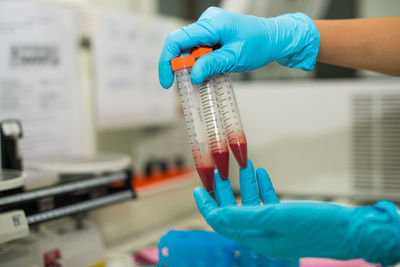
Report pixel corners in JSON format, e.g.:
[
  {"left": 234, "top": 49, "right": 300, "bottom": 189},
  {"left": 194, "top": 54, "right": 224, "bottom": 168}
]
[
  {"left": 192, "top": 47, "right": 230, "bottom": 179},
  {"left": 198, "top": 80, "right": 230, "bottom": 179},
  {"left": 171, "top": 55, "right": 215, "bottom": 192},
  {"left": 213, "top": 73, "right": 248, "bottom": 168}
]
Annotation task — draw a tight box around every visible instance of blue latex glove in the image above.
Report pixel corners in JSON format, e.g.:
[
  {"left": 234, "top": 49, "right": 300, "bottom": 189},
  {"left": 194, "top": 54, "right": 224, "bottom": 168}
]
[
  {"left": 158, "top": 7, "right": 320, "bottom": 88},
  {"left": 193, "top": 160, "right": 400, "bottom": 266}
]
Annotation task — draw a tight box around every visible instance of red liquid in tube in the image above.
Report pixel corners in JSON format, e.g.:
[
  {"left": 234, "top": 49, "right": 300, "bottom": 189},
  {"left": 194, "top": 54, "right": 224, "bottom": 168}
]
[
  {"left": 212, "top": 150, "right": 229, "bottom": 178},
  {"left": 229, "top": 142, "right": 247, "bottom": 168},
  {"left": 227, "top": 131, "right": 248, "bottom": 168},
  {"left": 196, "top": 166, "right": 215, "bottom": 192}
]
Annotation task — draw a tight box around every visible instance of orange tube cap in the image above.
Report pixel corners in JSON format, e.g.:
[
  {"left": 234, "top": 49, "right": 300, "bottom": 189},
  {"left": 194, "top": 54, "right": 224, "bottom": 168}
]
[
  {"left": 171, "top": 55, "right": 195, "bottom": 71},
  {"left": 191, "top": 47, "right": 213, "bottom": 59}
]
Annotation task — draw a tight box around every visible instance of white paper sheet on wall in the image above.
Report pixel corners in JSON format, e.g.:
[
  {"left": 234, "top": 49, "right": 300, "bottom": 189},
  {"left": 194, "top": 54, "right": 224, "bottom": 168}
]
[
  {"left": 0, "top": 2, "right": 85, "bottom": 159},
  {"left": 93, "top": 12, "right": 178, "bottom": 129}
]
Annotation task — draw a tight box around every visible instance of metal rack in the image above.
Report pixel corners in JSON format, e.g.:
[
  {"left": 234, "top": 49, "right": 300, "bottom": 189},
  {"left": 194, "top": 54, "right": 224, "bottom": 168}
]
[{"left": 0, "top": 170, "right": 136, "bottom": 225}]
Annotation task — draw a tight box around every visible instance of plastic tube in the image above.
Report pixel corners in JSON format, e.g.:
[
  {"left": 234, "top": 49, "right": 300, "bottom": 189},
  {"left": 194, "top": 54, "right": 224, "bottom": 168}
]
[
  {"left": 171, "top": 55, "right": 214, "bottom": 192},
  {"left": 192, "top": 47, "right": 230, "bottom": 179},
  {"left": 212, "top": 73, "right": 248, "bottom": 168}
]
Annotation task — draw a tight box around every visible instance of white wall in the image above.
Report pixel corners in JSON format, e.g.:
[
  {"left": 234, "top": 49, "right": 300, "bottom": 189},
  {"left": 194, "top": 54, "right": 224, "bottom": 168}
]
[{"left": 359, "top": 0, "right": 400, "bottom": 17}]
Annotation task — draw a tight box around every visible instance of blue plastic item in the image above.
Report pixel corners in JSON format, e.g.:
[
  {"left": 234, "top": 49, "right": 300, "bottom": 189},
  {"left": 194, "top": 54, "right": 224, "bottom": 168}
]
[
  {"left": 193, "top": 160, "right": 400, "bottom": 266},
  {"left": 158, "top": 7, "right": 320, "bottom": 88},
  {"left": 158, "top": 230, "right": 299, "bottom": 267}
]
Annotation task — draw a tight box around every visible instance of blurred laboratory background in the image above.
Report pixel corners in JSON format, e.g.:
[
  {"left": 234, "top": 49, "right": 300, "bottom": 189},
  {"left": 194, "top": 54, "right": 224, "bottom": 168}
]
[{"left": 0, "top": 0, "right": 399, "bottom": 266}]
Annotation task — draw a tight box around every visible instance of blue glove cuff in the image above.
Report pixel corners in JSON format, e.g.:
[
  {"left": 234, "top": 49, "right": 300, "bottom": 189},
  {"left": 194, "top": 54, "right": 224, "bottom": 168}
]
[
  {"left": 349, "top": 200, "right": 400, "bottom": 266},
  {"left": 273, "top": 13, "right": 320, "bottom": 71}
]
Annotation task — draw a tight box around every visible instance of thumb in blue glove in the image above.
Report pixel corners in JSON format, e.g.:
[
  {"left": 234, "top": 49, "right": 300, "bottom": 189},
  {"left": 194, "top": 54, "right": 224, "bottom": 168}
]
[
  {"left": 158, "top": 7, "right": 320, "bottom": 88},
  {"left": 193, "top": 159, "right": 400, "bottom": 266}
]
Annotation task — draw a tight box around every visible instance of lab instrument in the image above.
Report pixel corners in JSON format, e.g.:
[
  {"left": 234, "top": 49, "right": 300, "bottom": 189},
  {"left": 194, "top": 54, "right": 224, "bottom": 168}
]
[
  {"left": 0, "top": 120, "right": 26, "bottom": 191},
  {"left": 194, "top": 159, "right": 400, "bottom": 266},
  {"left": 25, "top": 153, "right": 131, "bottom": 176},
  {"left": 0, "top": 169, "right": 26, "bottom": 192},
  {"left": 0, "top": 209, "right": 29, "bottom": 244},
  {"left": 0, "top": 210, "right": 30, "bottom": 266},
  {"left": 0, "top": 131, "right": 135, "bottom": 225},
  {"left": 191, "top": 47, "right": 230, "bottom": 179},
  {"left": 171, "top": 55, "right": 214, "bottom": 192},
  {"left": 1, "top": 120, "right": 23, "bottom": 170}
]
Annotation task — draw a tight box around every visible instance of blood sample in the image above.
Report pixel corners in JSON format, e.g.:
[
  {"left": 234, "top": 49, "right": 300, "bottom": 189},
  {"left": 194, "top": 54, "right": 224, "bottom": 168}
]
[
  {"left": 171, "top": 55, "right": 214, "bottom": 192},
  {"left": 212, "top": 73, "right": 248, "bottom": 168},
  {"left": 191, "top": 47, "right": 230, "bottom": 179}
]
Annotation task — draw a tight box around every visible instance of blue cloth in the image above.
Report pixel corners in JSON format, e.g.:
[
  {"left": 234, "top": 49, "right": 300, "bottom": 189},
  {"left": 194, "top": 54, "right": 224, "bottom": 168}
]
[
  {"left": 158, "top": 230, "right": 299, "bottom": 267},
  {"left": 193, "top": 160, "right": 400, "bottom": 266},
  {"left": 158, "top": 7, "right": 320, "bottom": 88}
]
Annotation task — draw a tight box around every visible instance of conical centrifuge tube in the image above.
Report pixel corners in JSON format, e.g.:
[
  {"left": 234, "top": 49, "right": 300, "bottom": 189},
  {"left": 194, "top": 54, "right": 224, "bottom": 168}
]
[
  {"left": 213, "top": 72, "right": 248, "bottom": 168},
  {"left": 171, "top": 55, "right": 215, "bottom": 192},
  {"left": 191, "top": 47, "right": 230, "bottom": 179}
]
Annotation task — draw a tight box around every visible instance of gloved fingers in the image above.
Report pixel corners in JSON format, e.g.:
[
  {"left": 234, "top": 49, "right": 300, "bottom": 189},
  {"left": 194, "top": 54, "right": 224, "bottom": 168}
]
[
  {"left": 191, "top": 46, "right": 236, "bottom": 84},
  {"left": 214, "top": 169, "right": 237, "bottom": 207},
  {"left": 239, "top": 159, "right": 261, "bottom": 206},
  {"left": 197, "top": 205, "right": 252, "bottom": 237},
  {"left": 158, "top": 21, "right": 219, "bottom": 89},
  {"left": 193, "top": 186, "right": 218, "bottom": 219},
  {"left": 158, "top": 49, "right": 175, "bottom": 89},
  {"left": 213, "top": 204, "right": 294, "bottom": 232},
  {"left": 256, "top": 168, "right": 280, "bottom": 204},
  {"left": 206, "top": 205, "right": 277, "bottom": 236},
  {"left": 193, "top": 187, "right": 247, "bottom": 235},
  {"left": 194, "top": 202, "right": 281, "bottom": 239}
]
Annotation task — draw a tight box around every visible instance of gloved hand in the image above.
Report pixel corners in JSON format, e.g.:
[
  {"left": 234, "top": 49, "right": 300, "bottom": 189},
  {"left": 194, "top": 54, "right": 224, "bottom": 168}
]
[
  {"left": 193, "top": 160, "right": 400, "bottom": 266},
  {"left": 158, "top": 7, "right": 320, "bottom": 88}
]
